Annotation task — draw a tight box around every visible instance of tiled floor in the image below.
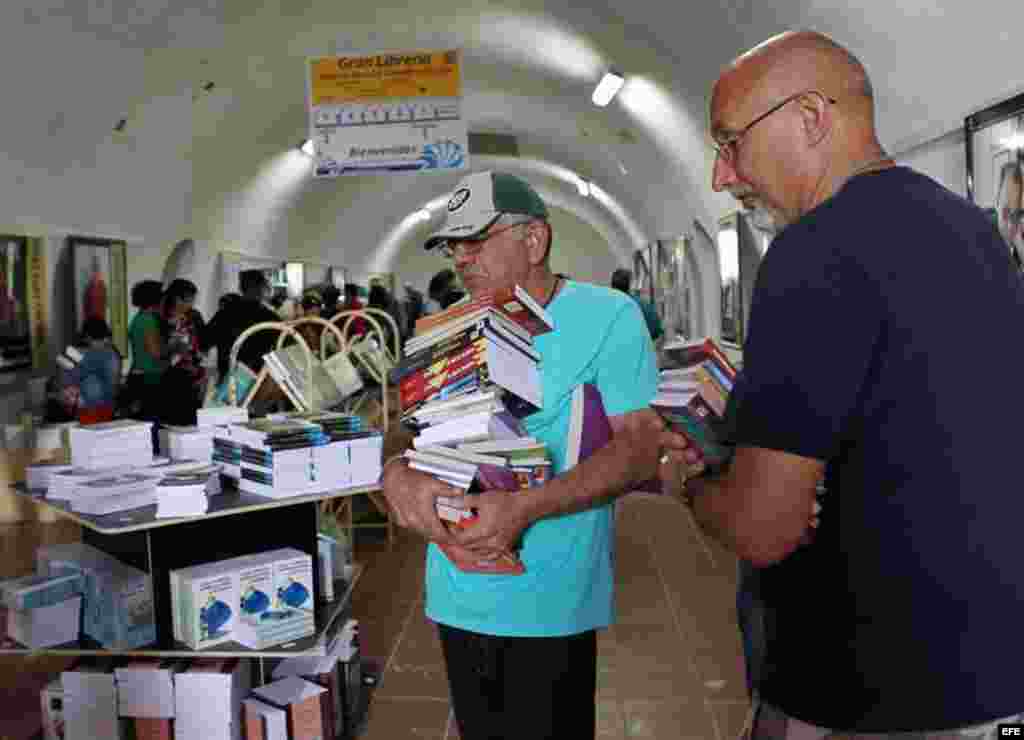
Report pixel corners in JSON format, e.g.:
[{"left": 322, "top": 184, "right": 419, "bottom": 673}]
[
  {"left": 0, "top": 492, "right": 751, "bottom": 739},
  {"left": 350, "top": 492, "right": 751, "bottom": 740}
]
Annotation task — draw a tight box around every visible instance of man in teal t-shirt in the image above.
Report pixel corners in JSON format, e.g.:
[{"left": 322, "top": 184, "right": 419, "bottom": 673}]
[{"left": 381, "top": 171, "right": 670, "bottom": 740}]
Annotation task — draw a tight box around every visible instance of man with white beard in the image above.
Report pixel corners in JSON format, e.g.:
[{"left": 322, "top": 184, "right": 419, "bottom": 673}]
[{"left": 661, "top": 28, "right": 1024, "bottom": 738}]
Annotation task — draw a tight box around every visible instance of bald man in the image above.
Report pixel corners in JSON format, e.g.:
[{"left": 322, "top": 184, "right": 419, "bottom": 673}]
[{"left": 666, "top": 30, "right": 1024, "bottom": 737}]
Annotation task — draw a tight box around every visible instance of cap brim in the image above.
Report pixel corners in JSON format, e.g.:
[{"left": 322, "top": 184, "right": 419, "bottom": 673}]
[{"left": 423, "top": 213, "right": 501, "bottom": 250}]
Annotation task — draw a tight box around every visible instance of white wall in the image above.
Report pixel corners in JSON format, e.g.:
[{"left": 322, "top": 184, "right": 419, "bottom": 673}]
[{"left": 896, "top": 128, "right": 966, "bottom": 198}]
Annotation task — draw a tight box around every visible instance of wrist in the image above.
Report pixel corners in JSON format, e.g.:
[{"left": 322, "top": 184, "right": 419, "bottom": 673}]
[{"left": 379, "top": 454, "right": 407, "bottom": 485}]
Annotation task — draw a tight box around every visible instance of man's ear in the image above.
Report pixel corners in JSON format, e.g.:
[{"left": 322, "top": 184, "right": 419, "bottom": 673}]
[
  {"left": 798, "top": 93, "right": 831, "bottom": 148},
  {"left": 525, "top": 221, "right": 550, "bottom": 265}
]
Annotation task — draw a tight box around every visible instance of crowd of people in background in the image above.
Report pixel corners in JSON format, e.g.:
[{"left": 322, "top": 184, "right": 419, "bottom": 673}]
[{"left": 44, "top": 266, "right": 461, "bottom": 428}]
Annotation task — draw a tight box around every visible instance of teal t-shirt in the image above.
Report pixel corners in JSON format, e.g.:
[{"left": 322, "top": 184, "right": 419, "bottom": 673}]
[{"left": 424, "top": 280, "right": 659, "bottom": 636}]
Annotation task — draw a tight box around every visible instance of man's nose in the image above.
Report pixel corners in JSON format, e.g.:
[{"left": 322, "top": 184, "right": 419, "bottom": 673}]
[{"left": 712, "top": 152, "right": 738, "bottom": 192}]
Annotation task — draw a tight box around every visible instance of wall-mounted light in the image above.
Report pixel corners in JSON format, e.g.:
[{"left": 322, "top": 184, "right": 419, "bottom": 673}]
[
  {"left": 592, "top": 70, "right": 625, "bottom": 107},
  {"left": 299, "top": 139, "right": 316, "bottom": 157}
]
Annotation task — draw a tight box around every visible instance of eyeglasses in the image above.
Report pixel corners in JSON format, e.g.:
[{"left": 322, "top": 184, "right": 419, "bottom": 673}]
[
  {"left": 712, "top": 90, "right": 837, "bottom": 164},
  {"left": 438, "top": 222, "right": 528, "bottom": 259},
  {"left": 1003, "top": 207, "right": 1024, "bottom": 227}
]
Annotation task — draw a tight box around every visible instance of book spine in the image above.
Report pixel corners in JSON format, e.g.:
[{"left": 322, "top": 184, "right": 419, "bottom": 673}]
[
  {"left": 400, "top": 356, "right": 490, "bottom": 410},
  {"left": 491, "top": 299, "right": 551, "bottom": 337},
  {"left": 701, "top": 358, "right": 733, "bottom": 393},
  {"left": 694, "top": 372, "right": 727, "bottom": 416},
  {"left": 414, "top": 290, "right": 514, "bottom": 333},
  {"left": 398, "top": 339, "right": 487, "bottom": 398},
  {"left": 395, "top": 325, "right": 487, "bottom": 380}
]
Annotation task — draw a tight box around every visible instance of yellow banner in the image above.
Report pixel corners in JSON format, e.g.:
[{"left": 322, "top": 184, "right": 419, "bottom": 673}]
[
  {"left": 310, "top": 50, "right": 461, "bottom": 104},
  {"left": 25, "top": 237, "right": 47, "bottom": 371}
]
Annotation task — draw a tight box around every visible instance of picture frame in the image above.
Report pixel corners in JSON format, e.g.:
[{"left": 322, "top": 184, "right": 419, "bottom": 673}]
[
  {"left": 0, "top": 234, "right": 34, "bottom": 373},
  {"left": 68, "top": 235, "right": 128, "bottom": 357},
  {"left": 965, "top": 91, "right": 1024, "bottom": 271}
]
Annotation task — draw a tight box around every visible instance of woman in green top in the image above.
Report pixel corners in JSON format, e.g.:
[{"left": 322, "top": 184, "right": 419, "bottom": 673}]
[{"left": 124, "top": 280, "right": 165, "bottom": 418}]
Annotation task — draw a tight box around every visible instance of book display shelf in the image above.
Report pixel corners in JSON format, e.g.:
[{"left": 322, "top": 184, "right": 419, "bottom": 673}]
[{"left": 2, "top": 482, "right": 371, "bottom": 659}]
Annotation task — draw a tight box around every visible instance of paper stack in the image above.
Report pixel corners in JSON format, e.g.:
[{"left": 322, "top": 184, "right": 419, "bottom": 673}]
[
  {"left": 1, "top": 573, "right": 82, "bottom": 647},
  {"left": 232, "top": 416, "right": 382, "bottom": 498},
  {"left": 46, "top": 465, "right": 135, "bottom": 499},
  {"left": 115, "top": 658, "right": 181, "bottom": 719},
  {"left": 173, "top": 658, "right": 248, "bottom": 740},
  {"left": 37, "top": 542, "right": 156, "bottom": 650},
  {"left": 69, "top": 420, "right": 154, "bottom": 469},
  {"left": 68, "top": 471, "right": 164, "bottom": 516},
  {"left": 197, "top": 406, "right": 250, "bottom": 428},
  {"left": 25, "top": 462, "right": 73, "bottom": 491},
  {"left": 62, "top": 658, "right": 126, "bottom": 740},
  {"left": 159, "top": 426, "right": 218, "bottom": 463},
  {"left": 155, "top": 467, "right": 219, "bottom": 519}
]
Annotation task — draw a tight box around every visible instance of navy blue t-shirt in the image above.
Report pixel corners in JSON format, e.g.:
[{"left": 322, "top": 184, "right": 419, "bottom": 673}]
[{"left": 734, "top": 167, "right": 1024, "bottom": 732}]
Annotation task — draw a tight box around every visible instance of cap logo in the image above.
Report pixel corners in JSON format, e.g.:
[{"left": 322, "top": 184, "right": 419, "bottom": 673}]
[{"left": 448, "top": 188, "right": 471, "bottom": 212}]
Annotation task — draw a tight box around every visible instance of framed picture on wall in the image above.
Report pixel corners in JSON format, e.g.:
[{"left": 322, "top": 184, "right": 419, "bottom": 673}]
[
  {"left": 0, "top": 234, "right": 33, "bottom": 373},
  {"left": 69, "top": 236, "right": 128, "bottom": 357},
  {"left": 965, "top": 91, "right": 1024, "bottom": 272}
]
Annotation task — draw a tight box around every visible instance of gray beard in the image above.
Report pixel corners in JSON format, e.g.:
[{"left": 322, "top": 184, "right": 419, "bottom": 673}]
[{"left": 745, "top": 204, "right": 779, "bottom": 235}]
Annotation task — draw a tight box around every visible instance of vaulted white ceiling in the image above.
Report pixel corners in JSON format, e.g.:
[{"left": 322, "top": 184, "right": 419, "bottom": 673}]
[{"left": 2, "top": 0, "right": 1023, "bottom": 265}]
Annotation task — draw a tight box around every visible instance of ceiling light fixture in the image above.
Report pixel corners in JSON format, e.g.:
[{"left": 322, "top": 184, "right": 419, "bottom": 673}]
[
  {"left": 592, "top": 70, "right": 625, "bottom": 107},
  {"left": 1001, "top": 133, "right": 1024, "bottom": 151},
  {"left": 299, "top": 139, "right": 316, "bottom": 157}
]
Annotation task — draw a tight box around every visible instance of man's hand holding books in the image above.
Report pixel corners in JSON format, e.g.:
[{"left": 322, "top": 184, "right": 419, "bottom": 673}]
[{"left": 380, "top": 457, "right": 523, "bottom": 569}]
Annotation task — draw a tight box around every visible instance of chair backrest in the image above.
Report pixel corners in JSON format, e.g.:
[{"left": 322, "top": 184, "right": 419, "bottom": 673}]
[{"left": 227, "top": 321, "right": 312, "bottom": 408}]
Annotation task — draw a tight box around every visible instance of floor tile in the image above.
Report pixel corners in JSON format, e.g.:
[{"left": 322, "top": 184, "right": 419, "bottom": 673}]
[
  {"left": 597, "top": 699, "right": 627, "bottom": 739},
  {"left": 359, "top": 697, "right": 450, "bottom": 740},
  {"left": 376, "top": 659, "right": 450, "bottom": 700},
  {"left": 622, "top": 698, "right": 718, "bottom": 739},
  {"left": 710, "top": 699, "right": 754, "bottom": 740}
]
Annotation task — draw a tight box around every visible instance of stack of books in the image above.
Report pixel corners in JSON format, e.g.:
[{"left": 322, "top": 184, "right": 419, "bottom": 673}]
[
  {"left": 397, "top": 285, "right": 552, "bottom": 423},
  {"left": 230, "top": 417, "right": 382, "bottom": 499},
  {"left": 155, "top": 465, "right": 221, "bottom": 519},
  {"left": 69, "top": 420, "right": 154, "bottom": 469},
  {"left": 212, "top": 431, "right": 243, "bottom": 481},
  {"left": 37, "top": 542, "right": 156, "bottom": 650},
  {"left": 170, "top": 549, "right": 314, "bottom": 651},
  {"left": 652, "top": 337, "right": 737, "bottom": 471},
  {"left": 25, "top": 462, "right": 73, "bottom": 492},
  {"left": 395, "top": 286, "right": 556, "bottom": 574},
  {"left": 197, "top": 406, "right": 249, "bottom": 428},
  {"left": 67, "top": 471, "right": 165, "bottom": 516},
  {"left": 0, "top": 571, "right": 84, "bottom": 649},
  {"left": 45, "top": 465, "right": 136, "bottom": 500},
  {"left": 160, "top": 408, "right": 248, "bottom": 464}
]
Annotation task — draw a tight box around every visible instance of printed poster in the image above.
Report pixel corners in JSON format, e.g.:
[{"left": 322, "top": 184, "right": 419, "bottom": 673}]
[{"left": 307, "top": 49, "right": 469, "bottom": 177}]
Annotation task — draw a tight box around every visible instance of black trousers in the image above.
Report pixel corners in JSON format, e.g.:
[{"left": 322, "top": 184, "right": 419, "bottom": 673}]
[{"left": 437, "top": 623, "right": 597, "bottom": 740}]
